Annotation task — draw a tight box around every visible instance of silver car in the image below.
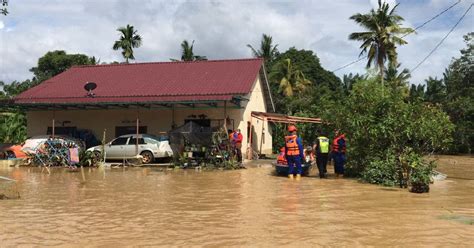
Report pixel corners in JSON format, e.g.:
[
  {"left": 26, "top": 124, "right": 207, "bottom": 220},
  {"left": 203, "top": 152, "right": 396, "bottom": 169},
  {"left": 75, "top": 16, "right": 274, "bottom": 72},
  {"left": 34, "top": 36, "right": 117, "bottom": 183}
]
[{"left": 87, "top": 134, "right": 173, "bottom": 164}]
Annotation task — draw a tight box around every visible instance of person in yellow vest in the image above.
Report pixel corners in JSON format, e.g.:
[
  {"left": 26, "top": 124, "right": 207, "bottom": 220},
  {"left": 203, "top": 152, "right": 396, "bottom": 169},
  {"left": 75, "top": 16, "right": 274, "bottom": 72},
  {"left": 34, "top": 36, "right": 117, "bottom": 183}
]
[
  {"left": 313, "top": 130, "right": 330, "bottom": 178},
  {"left": 285, "top": 125, "right": 304, "bottom": 180}
]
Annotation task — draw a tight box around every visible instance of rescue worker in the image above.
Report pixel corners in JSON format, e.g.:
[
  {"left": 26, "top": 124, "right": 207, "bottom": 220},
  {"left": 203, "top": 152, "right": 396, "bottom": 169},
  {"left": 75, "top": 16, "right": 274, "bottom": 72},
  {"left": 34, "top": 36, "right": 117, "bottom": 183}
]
[
  {"left": 285, "top": 125, "right": 304, "bottom": 180},
  {"left": 332, "top": 130, "right": 346, "bottom": 178},
  {"left": 313, "top": 130, "right": 330, "bottom": 178},
  {"left": 231, "top": 129, "right": 243, "bottom": 162}
]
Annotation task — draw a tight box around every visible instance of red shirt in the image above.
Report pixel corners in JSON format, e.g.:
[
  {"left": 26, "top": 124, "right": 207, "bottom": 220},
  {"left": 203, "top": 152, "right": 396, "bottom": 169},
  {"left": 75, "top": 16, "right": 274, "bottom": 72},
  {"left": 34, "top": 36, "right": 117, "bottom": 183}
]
[{"left": 232, "top": 132, "right": 243, "bottom": 144}]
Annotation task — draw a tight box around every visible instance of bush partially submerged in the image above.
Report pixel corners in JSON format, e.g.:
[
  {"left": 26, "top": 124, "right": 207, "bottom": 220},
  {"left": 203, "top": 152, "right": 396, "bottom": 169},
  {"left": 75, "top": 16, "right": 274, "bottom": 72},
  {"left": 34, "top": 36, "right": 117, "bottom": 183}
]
[{"left": 334, "top": 78, "right": 454, "bottom": 192}]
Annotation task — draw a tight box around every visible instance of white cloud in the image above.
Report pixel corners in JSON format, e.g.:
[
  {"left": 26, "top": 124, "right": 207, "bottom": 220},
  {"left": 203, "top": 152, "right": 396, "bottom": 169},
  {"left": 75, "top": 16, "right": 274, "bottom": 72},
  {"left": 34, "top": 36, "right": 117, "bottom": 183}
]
[
  {"left": 370, "top": 0, "right": 398, "bottom": 9},
  {"left": 0, "top": 20, "right": 4, "bottom": 29},
  {"left": 0, "top": 0, "right": 471, "bottom": 86}
]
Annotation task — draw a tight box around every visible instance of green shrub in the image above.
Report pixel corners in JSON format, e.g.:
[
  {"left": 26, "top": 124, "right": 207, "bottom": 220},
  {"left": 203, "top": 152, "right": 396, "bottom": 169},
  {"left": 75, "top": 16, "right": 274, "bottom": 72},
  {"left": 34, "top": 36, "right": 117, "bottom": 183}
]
[
  {"left": 332, "top": 78, "right": 454, "bottom": 192},
  {"left": 361, "top": 158, "right": 398, "bottom": 186}
]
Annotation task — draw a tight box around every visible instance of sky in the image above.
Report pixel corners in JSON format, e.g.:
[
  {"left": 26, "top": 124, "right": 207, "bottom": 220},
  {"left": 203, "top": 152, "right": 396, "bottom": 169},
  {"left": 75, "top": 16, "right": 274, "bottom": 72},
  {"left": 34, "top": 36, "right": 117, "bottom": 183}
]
[{"left": 0, "top": 0, "right": 472, "bottom": 85}]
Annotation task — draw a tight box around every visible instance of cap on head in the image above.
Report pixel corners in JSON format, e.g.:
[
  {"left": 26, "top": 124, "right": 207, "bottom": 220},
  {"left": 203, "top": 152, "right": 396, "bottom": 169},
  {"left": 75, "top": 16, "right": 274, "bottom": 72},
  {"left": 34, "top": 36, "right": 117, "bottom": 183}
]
[{"left": 288, "top": 125, "right": 297, "bottom": 132}]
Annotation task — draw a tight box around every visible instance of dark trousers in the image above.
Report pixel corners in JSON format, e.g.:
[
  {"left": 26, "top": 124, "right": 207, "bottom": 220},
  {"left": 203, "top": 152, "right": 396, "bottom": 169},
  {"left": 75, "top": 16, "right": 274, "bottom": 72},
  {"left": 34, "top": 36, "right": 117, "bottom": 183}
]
[
  {"left": 287, "top": 155, "right": 302, "bottom": 175},
  {"left": 316, "top": 153, "right": 328, "bottom": 178},
  {"left": 333, "top": 152, "right": 345, "bottom": 175},
  {"left": 235, "top": 148, "right": 242, "bottom": 162},
  {"left": 234, "top": 143, "right": 242, "bottom": 162}
]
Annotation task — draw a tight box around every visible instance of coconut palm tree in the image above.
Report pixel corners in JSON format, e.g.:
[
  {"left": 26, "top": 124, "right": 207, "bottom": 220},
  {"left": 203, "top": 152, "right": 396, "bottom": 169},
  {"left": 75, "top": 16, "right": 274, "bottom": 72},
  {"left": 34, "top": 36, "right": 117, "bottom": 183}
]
[
  {"left": 271, "top": 59, "right": 311, "bottom": 97},
  {"left": 384, "top": 63, "right": 411, "bottom": 87},
  {"left": 349, "top": 0, "right": 413, "bottom": 78},
  {"left": 171, "top": 40, "right": 207, "bottom": 61},
  {"left": 112, "top": 24, "right": 142, "bottom": 63},
  {"left": 247, "top": 34, "right": 279, "bottom": 63}
]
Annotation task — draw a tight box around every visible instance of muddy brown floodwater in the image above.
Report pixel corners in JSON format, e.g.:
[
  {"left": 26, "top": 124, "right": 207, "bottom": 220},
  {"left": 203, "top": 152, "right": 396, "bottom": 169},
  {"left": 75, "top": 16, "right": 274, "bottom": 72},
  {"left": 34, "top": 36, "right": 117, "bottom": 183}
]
[{"left": 0, "top": 155, "right": 473, "bottom": 247}]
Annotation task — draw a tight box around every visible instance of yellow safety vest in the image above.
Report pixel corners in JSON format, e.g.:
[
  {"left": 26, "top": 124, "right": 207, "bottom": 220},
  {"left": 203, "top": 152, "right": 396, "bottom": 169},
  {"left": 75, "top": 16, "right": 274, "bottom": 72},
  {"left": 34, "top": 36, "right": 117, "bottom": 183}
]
[{"left": 318, "top": 136, "right": 330, "bottom": 154}]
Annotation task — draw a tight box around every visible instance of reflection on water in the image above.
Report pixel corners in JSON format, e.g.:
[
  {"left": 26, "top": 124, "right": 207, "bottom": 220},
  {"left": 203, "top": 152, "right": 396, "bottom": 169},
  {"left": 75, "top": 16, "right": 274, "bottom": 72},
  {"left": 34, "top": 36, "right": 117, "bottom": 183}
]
[{"left": 0, "top": 156, "right": 473, "bottom": 247}]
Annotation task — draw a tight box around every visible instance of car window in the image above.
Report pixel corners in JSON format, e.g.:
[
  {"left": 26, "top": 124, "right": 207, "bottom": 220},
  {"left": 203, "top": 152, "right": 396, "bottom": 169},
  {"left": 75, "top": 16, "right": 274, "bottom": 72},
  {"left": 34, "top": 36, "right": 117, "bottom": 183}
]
[
  {"left": 129, "top": 138, "right": 145, "bottom": 145},
  {"left": 111, "top": 137, "right": 128, "bottom": 145},
  {"left": 144, "top": 137, "right": 160, "bottom": 145}
]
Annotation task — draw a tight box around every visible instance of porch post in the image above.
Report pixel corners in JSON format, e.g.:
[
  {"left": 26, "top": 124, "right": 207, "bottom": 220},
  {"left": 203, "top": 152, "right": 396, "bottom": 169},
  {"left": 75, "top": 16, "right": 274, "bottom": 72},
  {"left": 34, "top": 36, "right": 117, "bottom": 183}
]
[
  {"left": 224, "top": 101, "right": 227, "bottom": 122},
  {"left": 171, "top": 104, "right": 176, "bottom": 129},
  {"left": 52, "top": 110, "right": 55, "bottom": 139},
  {"left": 136, "top": 108, "right": 139, "bottom": 156},
  {"left": 259, "top": 117, "right": 265, "bottom": 155}
]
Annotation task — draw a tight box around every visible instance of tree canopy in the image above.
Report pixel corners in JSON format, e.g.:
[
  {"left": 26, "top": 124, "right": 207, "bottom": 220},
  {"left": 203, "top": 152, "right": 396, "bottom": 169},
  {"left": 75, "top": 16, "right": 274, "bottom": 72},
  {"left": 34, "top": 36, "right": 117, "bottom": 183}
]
[
  {"left": 171, "top": 40, "right": 207, "bottom": 61},
  {"left": 349, "top": 0, "right": 413, "bottom": 77},
  {"left": 247, "top": 34, "right": 279, "bottom": 65},
  {"left": 29, "top": 50, "right": 97, "bottom": 84},
  {"left": 112, "top": 24, "right": 142, "bottom": 63}
]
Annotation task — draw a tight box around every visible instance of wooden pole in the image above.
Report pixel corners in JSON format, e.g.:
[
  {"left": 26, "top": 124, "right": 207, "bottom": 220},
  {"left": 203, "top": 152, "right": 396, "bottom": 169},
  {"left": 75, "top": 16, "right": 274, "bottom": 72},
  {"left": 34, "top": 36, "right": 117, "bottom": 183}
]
[
  {"left": 52, "top": 111, "right": 55, "bottom": 139},
  {"left": 223, "top": 101, "right": 227, "bottom": 129},
  {"left": 136, "top": 108, "right": 139, "bottom": 156},
  {"left": 259, "top": 117, "right": 265, "bottom": 156},
  {"left": 172, "top": 104, "right": 175, "bottom": 128}
]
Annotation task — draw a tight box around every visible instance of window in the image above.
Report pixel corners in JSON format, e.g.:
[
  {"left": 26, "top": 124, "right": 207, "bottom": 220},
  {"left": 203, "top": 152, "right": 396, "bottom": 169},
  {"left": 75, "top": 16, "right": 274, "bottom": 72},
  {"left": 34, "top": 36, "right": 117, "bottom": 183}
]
[
  {"left": 111, "top": 137, "right": 128, "bottom": 146},
  {"left": 144, "top": 137, "right": 160, "bottom": 145},
  {"left": 129, "top": 138, "right": 145, "bottom": 145}
]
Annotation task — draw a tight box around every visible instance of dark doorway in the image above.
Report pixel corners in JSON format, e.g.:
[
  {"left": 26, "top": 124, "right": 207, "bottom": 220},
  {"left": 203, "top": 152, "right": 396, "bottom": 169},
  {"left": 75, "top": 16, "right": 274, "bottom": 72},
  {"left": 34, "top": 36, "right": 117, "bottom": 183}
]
[{"left": 185, "top": 119, "right": 211, "bottom": 127}]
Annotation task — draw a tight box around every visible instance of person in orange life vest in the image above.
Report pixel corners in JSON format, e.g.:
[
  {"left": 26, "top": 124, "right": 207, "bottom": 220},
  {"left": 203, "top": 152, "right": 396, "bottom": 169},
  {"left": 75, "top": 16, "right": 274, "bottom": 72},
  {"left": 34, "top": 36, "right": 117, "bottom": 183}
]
[
  {"left": 231, "top": 129, "right": 243, "bottom": 162},
  {"left": 285, "top": 125, "right": 304, "bottom": 180},
  {"left": 277, "top": 147, "right": 287, "bottom": 165},
  {"left": 332, "top": 130, "right": 346, "bottom": 177}
]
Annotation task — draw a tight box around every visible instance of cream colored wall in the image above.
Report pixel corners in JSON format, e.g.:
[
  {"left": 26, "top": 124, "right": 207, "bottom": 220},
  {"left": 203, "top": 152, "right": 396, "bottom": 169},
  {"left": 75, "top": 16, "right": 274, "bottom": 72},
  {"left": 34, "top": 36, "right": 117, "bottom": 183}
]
[
  {"left": 27, "top": 108, "right": 231, "bottom": 142},
  {"left": 238, "top": 76, "right": 273, "bottom": 155},
  {"left": 26, "top": 77, "right": 273, "bottom": 155}
]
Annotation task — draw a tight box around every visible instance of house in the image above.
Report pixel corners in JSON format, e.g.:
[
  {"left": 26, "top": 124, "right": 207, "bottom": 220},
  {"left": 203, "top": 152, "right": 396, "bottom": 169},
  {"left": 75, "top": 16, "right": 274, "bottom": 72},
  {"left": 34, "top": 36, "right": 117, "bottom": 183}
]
[{"left": 13, "top": 58, "right": 275, "bottom": 156}]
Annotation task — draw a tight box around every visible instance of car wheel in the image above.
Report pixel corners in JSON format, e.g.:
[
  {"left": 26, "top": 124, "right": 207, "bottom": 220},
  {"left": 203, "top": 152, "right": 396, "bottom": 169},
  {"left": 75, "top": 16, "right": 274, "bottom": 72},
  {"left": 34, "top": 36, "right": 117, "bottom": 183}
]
[
  {"left": 93, "top": 151, "right": 102, "bottom": 164},
  {"left": 141, "top": 151, "right": 154, "bottom": 164}
]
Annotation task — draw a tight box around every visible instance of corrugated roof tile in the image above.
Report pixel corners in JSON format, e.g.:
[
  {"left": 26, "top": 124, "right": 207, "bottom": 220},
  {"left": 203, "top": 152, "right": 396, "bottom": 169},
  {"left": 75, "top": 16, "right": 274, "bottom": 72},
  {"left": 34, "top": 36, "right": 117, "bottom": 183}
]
[{"left": 15, "top": 58, "right": 263, "bottom": 104}]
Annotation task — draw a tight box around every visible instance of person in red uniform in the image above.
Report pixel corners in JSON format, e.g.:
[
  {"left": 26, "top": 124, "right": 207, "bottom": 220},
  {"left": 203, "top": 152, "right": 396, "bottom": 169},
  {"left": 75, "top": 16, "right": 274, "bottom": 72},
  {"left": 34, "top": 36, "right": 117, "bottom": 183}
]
[
  {"left": 285, "top": 125, "right": 304, "bottom": 180},
  {"left": 332, "top": 130, "right": 346, "bottom": 178},
  {"left": 231, "top": 129, "right": 243, "bottom": 162}
]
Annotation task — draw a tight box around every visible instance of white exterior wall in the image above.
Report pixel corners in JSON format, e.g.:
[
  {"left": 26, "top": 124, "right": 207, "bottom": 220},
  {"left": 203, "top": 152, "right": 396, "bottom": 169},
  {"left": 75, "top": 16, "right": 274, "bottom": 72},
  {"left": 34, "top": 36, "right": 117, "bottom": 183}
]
[{"left": 26, "top": 77, "right": 272, "bottom": 156}]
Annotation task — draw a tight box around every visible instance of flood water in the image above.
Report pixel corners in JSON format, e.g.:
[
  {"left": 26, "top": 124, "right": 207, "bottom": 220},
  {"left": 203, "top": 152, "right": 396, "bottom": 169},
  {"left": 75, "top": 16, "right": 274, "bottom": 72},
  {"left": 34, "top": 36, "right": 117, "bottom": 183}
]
[{"left": 1, "top": 155, "right": 473, "bottom": 247}]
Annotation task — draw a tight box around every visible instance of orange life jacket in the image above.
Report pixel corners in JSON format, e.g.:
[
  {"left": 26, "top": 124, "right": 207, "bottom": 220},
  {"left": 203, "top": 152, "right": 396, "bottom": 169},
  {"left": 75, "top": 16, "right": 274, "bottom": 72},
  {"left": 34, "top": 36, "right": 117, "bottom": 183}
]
[
  {"left": 285, "top": 135, "right": 300, "bottom": 156},
  {"left": 277, "top": 152, "right": 287, "bottom": 165},
  {"left": 332, "top": 135, "right": 346, "bottom": 153}
]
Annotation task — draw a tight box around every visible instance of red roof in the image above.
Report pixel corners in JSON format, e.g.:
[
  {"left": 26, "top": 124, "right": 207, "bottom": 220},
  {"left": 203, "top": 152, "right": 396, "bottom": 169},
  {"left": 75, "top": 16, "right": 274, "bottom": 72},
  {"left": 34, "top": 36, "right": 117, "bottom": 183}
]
[{"left": 15, "top": 58, "right": 263, "bottom": 104}]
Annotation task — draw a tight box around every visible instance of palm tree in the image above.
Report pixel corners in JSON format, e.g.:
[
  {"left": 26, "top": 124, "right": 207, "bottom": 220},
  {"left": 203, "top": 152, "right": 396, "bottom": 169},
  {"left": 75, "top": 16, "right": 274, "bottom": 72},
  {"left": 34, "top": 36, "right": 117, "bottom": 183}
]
[
  {"left": 349, "top": 0, "right": 413, "bottom": 78},
  {"left": 112, "top": 24, "right": 142, "bottom": 63},
  {"left": 271, "top": 59, "right": 311, "bottom": 97},
  {"left": 247, "top": 34, "right": 279, "bottom": 63},
  {"left": 342, "top": 73, "right": 367, "bottom": 95},
  {"left": 171, "top": 40, "right": 207, "bottom": 61},
  {"left": 384, "top": 63, "right": 411, "bottom": 87}
]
